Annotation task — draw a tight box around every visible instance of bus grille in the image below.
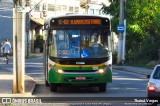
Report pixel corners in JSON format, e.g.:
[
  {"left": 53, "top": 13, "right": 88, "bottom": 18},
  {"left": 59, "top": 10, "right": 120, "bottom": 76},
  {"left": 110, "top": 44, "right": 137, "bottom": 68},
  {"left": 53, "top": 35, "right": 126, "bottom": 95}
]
[{"left": 63, "top": 70, "right": 97, "bottom": 72}]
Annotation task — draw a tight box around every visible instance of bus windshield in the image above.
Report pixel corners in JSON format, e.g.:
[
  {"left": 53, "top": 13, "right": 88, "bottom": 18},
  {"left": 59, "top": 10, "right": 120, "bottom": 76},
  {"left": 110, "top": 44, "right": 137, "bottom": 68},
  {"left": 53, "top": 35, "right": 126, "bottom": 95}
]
[{"left": 49, "top": 29, "right": 109, "bottom": 58}]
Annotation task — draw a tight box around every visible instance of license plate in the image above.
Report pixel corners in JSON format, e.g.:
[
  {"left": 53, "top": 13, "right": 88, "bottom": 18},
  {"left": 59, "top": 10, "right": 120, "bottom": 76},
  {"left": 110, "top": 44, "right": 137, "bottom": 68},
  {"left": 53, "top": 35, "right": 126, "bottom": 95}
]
[{"left": 75, "top": 77, "right": 86, "bottom": 80}]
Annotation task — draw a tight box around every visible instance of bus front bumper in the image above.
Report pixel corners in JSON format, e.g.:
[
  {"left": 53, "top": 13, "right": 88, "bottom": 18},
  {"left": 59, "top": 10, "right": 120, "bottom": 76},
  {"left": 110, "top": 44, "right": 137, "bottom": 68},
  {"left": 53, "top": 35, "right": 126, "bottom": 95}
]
[{"left": 48, "top": 69, "right": 112, "bottom": 84}]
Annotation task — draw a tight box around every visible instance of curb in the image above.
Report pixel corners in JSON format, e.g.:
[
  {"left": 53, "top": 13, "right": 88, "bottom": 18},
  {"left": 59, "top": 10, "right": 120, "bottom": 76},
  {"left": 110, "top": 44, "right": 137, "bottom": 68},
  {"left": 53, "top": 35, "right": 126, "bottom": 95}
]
[
  {"left": 25, "top": 75, "right": 37, "bottom": 95},
  {"left": 0, "top": 54, "right": 41, "bottom": 96},
  {"left": 0, "top": 83, "right": 36, "bottom": 97},
  {"left": 30, "top": 82, "right": 36, "bottom": 95},
  {"left": 0, "top": 75, "right": 36, "bottom": 96},
  {"left": 25, "top": 81, "right": 36, "bottom": 95}
]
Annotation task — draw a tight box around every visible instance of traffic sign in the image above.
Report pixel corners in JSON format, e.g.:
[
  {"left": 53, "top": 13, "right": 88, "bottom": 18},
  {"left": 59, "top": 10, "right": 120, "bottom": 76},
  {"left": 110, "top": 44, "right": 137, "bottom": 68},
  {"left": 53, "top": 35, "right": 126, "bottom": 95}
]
[{"left": 117, "top": 24, "right": 124, "bottom": 33}]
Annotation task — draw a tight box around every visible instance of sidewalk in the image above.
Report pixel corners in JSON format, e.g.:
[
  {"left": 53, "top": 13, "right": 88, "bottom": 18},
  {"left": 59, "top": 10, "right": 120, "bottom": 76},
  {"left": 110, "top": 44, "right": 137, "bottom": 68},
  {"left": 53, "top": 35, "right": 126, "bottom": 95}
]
[
  {"left": 0, "top": 53, "right": 43, "bottom": 97},
  {"left": 113, "top": 65, "right": 153, "bottom": 75}
]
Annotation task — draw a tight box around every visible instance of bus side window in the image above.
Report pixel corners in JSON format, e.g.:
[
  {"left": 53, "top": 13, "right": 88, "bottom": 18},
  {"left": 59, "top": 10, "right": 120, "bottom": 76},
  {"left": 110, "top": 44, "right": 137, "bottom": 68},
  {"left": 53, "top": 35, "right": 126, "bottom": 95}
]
[
  {"left": 102, "top": 30, "right": 108, "bottom": 47},
  {"left": 48, "top": 32, "right": 53, "bottom": 46}
]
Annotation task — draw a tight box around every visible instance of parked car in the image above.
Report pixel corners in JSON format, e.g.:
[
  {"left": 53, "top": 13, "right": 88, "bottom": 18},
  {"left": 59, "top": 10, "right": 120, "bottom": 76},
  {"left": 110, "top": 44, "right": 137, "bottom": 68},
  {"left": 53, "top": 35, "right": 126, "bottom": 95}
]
[{"left": 147, "top": 65, "right": 160, "bottom": 97}]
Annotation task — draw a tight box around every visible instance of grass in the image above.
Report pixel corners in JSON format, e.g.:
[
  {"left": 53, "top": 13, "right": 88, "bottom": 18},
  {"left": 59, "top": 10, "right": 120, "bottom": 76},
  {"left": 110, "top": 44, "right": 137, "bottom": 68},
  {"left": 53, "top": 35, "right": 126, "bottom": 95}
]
[
  {"left": 129, "top": 60, "right": 148, "bottom": 67},
  {"left": 121, "top": 59, "right": 154, "bottom": 69},
  {"left": 25, "top": 55, "right": 38, "bottom": 59}
]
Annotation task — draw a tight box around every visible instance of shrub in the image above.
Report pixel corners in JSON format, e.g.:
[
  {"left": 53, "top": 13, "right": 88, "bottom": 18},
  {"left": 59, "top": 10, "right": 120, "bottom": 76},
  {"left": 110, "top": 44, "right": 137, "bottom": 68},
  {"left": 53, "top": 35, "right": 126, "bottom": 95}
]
[{"left": 34, "top": 34, "right": 43, "bottom": 52}]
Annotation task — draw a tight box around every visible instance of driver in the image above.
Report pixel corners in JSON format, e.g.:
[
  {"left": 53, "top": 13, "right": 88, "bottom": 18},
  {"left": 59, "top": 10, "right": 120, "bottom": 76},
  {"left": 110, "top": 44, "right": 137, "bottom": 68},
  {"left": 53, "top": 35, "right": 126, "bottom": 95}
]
[
  {"left": 91, "top": 33, "right": 99, "bottom": 47},
  {"left": 90, "top": 33, "right": 100, "bottom": 56}
]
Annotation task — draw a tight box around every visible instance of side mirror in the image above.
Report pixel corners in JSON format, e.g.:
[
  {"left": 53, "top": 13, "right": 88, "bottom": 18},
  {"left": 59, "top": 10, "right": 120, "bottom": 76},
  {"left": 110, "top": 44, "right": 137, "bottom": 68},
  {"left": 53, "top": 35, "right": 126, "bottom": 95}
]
[{"left": 146, "top": 74, "right": 150, "bottom": 79}]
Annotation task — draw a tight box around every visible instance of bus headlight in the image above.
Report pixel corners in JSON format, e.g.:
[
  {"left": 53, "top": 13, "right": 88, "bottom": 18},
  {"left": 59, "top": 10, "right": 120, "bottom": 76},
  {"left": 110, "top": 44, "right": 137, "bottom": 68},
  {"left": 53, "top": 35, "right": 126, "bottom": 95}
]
[
  {"left": 57, "top": 69, "right": 64, "bottom": 74},
  {"left": 98, "top": 69, "right": 105, "bottom": 73},
  {"left": 50, "top": 65, "right": 64, "bottom": 74}
]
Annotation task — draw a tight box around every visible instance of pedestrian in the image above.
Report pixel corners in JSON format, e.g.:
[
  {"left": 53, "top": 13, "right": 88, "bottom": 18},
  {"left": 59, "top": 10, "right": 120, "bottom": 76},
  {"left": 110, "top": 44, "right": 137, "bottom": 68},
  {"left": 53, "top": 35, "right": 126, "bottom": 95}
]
[{"left": 2, "top": 39, "right": 11, "bottom": 64}]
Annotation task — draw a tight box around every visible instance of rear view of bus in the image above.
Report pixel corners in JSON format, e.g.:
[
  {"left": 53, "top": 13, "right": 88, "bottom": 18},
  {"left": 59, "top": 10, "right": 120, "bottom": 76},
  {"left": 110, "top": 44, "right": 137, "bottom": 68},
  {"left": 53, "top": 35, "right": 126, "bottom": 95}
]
[{"left": 44, "top": 15, "right": 112, "bottom": 92}]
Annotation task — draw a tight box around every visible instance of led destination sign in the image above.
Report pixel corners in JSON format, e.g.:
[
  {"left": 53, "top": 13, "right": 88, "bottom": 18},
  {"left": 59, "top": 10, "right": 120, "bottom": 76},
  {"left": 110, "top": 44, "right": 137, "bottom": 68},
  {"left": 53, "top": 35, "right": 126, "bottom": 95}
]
[{"left": 58, "top": 19, "right": 102, "bottom": 25}]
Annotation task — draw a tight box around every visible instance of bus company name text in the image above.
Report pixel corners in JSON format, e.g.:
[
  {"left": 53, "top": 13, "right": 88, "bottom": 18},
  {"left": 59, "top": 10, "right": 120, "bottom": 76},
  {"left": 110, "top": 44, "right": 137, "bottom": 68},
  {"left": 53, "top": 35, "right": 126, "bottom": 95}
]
[
  {"left": 2, "top": 98, "right": 42, "bottom": 104},
  {"left": 58, "top": 19, "right": 101, "bottom": 25}
]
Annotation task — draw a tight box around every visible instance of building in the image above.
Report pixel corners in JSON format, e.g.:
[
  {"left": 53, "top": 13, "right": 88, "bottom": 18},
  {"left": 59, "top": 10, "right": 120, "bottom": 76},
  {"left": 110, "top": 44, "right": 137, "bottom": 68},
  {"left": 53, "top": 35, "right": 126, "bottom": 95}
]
[
  {"left": 0, "top": 0, "right": 110, "bottom": 54},
  {"left": 30, "top": 0, "right": 109, "bottom": 17}
]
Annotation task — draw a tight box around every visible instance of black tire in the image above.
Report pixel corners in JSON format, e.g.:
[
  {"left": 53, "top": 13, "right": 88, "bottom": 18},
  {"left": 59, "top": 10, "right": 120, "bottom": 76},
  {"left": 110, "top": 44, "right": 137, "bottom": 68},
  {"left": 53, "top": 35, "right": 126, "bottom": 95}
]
[
  {"left": 50, "top": 84, "right": 57, "bottom": 92},
  {"left": 44, "top": 72, "right": 49, "bottom": 87},
  {"left": 45, "top": 80, "right": 49, "bottom": 87},
  {"left": 44, "top": 62, "right": 49, "bottom": 87},
  {"left": 99, "top": 83, "right": 106, "bottom": 92}
]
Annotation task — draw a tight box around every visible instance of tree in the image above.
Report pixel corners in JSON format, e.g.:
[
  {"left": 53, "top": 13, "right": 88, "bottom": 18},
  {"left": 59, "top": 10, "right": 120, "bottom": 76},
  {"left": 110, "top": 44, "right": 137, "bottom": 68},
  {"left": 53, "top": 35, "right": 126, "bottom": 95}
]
[
  {"left": 101, "top": 0, "right": 119, "bottom": 33},
  {"left": 101, "top": 0, "right": 160, "bottom": 63}
]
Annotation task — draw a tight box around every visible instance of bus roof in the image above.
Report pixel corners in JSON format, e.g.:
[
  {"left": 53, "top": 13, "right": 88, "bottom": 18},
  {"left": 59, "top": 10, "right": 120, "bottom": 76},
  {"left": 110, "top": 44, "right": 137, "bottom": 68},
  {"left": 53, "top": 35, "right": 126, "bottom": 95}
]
[
  {"left": 53, "top": 14, "right": 109, "bottom": 19},
  {"left": 45, "top": 14, "right": 110, "bottom": 25}
]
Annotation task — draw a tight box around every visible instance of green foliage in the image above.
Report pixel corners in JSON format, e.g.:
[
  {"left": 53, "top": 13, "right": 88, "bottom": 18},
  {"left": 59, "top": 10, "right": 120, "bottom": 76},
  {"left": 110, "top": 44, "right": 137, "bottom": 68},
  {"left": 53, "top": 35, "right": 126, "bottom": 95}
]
[
  {"left": 102, "top": 0, "right": 160, "bottom": 64},
  {"left": 101, "top": 0, "right": 120, "bottom": 33},
  {"left": 34, "top": 34, "right": 43, "bottom": 52},
  {"left": 25, "top": 55, "right": 38, "bottom": 59}
]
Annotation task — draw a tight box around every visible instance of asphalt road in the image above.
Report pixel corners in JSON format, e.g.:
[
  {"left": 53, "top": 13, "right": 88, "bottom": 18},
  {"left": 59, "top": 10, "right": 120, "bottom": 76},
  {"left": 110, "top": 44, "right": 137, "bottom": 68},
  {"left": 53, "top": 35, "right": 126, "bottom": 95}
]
[
  {"left": 33, "top": 69, "right": 148, "bottom": 97},
  {"left": 1, "top": 57, "right": 148, "bottom": 97},
  {"left": 31, "top": 69, "right": 149, "bottom": 106},
  {"left": 0, "top": 57, "right": 152, "bottom": 106},
  {"left": 25, "top": 58, "right": 44, "bottom": 81}
]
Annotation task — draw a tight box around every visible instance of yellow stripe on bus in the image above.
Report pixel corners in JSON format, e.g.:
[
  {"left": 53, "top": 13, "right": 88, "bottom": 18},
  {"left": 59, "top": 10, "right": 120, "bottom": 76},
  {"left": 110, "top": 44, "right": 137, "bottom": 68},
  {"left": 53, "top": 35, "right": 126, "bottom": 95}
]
[{"left": 55, "top": 63, "right": 105, "bottom": 67}]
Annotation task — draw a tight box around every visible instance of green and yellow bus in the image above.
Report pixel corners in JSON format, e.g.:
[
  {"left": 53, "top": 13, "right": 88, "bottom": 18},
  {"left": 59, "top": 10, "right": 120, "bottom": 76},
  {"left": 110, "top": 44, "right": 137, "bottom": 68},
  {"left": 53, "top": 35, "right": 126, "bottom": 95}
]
[{"left": 44, "top": 14, "right": 112, "bottom": 92}]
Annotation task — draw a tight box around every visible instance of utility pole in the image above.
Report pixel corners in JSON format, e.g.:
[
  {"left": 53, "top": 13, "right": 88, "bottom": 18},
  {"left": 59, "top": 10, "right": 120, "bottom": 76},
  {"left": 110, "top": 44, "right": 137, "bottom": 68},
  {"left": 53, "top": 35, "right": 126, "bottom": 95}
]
[
  {"left": 26, "top": 12, "right": 30, "bottom": 56},
  {"left": 122, "top": 0, "right": 126, "bottom": 64},
  {"left": 25, "top": 0, "right": 30, "bottom": 56},
  {"left": 117, "top": 0, "right": 125, "bottom": 64},
  {"left": 12, "top": 0, "right": 43, "bottom": 93},
  {"left": 13, "top": 0, "right": 26, "bottom": 93}
]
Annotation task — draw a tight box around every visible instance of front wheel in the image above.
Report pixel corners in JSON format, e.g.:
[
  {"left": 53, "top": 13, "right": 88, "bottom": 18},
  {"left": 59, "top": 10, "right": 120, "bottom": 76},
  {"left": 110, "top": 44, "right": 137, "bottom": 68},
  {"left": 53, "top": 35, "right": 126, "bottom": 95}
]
[
  {"left": 50, "top": 84, "right": 57, "bottom": 92},
  {"left": 99, "top": 83, "right": 106, "bottom": 92},
  {"left": 45, "top": 80, "right": 49, "bottom": 87}
]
